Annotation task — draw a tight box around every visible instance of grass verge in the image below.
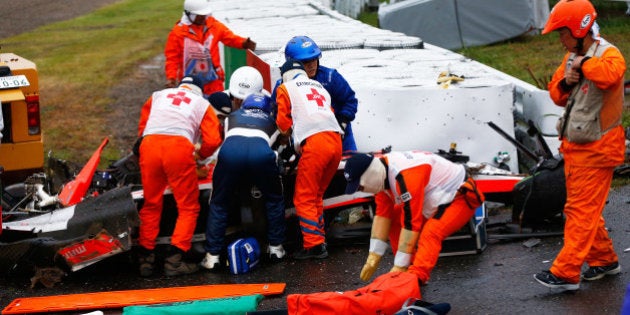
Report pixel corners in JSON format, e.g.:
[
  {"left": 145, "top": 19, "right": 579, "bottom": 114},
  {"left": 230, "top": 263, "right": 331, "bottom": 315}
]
[{"left": 2, "top": 0, "right": 180, "bottom": 163}]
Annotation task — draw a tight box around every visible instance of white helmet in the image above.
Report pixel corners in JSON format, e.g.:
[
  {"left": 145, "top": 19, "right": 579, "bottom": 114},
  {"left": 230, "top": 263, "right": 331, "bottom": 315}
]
[
  {"left": 184, "top": 0, "right": 212, "bottom": 15},
  {"left": 228, "top": 66, "right": 264, "bottom": 100}
]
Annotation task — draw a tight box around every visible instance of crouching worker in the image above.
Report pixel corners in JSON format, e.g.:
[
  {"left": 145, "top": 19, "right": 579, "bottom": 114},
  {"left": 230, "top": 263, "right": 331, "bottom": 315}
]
[
  {"left": 201, "top": 93, "right": 286, "bottom": 271},
  {"left": 343, "top": 151, "right": 484, "bottom": 285},
  {"left": 136, "top": 76, "right": 222, "bottom": 277}
]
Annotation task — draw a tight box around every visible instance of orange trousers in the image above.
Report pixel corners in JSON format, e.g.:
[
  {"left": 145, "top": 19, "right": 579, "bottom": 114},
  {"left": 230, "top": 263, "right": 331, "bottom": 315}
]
[
  {"left": 550, "top": 163, "right": 618, "bottom": 283},
  {"left": 406, "top": 192, "right": 477, "bottom": 283},
  {"left": 137, "top": 135, "right": 200, "bottom": 252},
  {"left": 294, "top": 131, "right": 342, "bottom": 249}
]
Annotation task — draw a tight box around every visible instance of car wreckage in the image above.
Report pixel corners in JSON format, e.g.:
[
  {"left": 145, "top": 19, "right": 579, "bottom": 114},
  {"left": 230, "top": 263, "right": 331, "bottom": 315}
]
[{"left": 1, "top": 121, "right": 579, "bottom": 287}]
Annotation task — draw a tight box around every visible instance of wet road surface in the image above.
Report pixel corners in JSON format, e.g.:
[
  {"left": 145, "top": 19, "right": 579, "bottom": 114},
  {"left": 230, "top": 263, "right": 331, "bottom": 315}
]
[{"left": 1, "top": 184, "right": 629, "bottom": 314}]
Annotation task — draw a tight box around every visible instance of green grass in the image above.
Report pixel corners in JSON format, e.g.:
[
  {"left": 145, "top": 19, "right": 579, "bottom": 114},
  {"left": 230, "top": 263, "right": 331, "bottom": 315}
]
[{"left": 2, "top": 0, "right": 181, "bottom": 163}]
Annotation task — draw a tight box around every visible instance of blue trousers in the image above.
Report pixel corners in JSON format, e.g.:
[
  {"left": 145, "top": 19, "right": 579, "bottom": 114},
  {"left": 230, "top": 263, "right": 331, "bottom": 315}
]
[{"left": 205, "top": 136, "right": 285, "bottom": 255}]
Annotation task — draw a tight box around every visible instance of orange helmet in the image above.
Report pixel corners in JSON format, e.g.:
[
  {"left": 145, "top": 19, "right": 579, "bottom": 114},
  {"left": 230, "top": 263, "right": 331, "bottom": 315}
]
[{"left": 542, "top": 0, "right": 597, "bottom": 38}]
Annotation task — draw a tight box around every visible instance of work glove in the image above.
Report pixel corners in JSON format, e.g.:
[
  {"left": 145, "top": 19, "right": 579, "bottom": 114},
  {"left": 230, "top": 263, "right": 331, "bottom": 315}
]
[
  {"left": 335, "top": 115, "right": 349, "bottom": 139},
  {"left": 165, "top": 78, "right": 177, "bottom": 88},
  {"left": 360, "top": 252, "right": 382, "bottom": 281},
  {"left": 242, "top": 38, "right": 256, "bottom": 51},
  {"left": 196, "top": 164, "right": 210, "bottom": 178},
  {"left": 390, "top": 265, "right": 408, "bottom": 273}
]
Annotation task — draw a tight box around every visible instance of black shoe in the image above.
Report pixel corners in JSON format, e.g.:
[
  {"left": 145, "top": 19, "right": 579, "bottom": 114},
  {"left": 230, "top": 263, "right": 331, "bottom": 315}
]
[
  {"left": 293, "top": 244, "right": 328, "bottom": 260},
  {"left": 582, "top": 262, "right": 621, "bottom": 281},
  {"left": 163, "top": 246, "right": 199, "bottom": 276},
  {"left": 136, "top": 247, "right": 155, "bottom": 277},
  {"left": 534, "top": 270, "right": 579, "bottom": 290}
]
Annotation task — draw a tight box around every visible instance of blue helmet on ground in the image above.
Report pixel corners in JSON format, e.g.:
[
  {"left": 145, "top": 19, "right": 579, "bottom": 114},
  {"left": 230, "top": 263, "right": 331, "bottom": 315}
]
[
  {"left": 241, "top": 92, "right": 272, "bottom": 114},
  {"left": 284, "top": 35, "right": 321, "bottom": 62}
]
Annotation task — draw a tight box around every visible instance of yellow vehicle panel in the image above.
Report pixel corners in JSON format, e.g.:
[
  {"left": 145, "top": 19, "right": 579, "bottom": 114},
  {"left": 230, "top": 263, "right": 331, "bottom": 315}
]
[{"left": 0, "top": 53, "right": 44, "bottom": 178}]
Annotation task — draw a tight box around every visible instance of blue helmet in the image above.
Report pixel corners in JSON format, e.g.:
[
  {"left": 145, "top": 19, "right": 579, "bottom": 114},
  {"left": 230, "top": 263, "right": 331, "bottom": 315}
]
[
  {"left": 241, "top": 92, "right": 272, "bottom": 114},
  {"left": 284, "top": 36, "right": 321, "bottom": 62}
]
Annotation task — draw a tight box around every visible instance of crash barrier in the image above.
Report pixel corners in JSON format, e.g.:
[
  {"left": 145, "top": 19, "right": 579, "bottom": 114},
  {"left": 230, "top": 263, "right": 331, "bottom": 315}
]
[
  {"left": 211, "top": 0, "right": 563, "bottom": 172},
  {"left": 333, "top": 0, "right": 379, "bottom": 19},
  {"left": 378, "top": 0, "right": 550, "bottom": 51}
]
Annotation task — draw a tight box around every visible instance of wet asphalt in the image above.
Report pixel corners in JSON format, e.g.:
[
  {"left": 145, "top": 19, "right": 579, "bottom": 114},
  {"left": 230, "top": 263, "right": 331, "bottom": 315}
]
[{"left": 0, "top": 184, "right": 629, "bottom": 315}]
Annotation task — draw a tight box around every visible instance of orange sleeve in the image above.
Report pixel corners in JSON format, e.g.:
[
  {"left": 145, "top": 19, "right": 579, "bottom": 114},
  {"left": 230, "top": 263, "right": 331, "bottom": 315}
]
[
  {"left": 208, "top": 17, "right": 247, "bottom": 76},
  {"left": 374, "top": 191, "right": 396, "bottom": 219},
  {"left": 164, "top": 24, "right": 184, "bottom": 81},
  {"left": 547, "top": 53, "right": 571, "bottom": 107},
  {"left": 137, "top": 96, "right": 153, "bottom": 137},
  {"left": 209, "top": 17, "right": 247, "bottom": 48},
  {"left": 198, "top": 109, "right": 223, "bottom": 159},
  {"left": 397, "top": 165, "right": 431, "bottom": 232},
  {"left": 275, "top": 84, "right": 293, "bottom": 134},
  {"left": 581, "top": 46, "right": 626, "bottom": 90}
]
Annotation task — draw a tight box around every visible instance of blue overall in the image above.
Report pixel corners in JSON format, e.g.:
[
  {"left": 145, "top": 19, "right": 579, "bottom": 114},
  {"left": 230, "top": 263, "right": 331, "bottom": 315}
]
[
  {"left": 205, "top": 108, "right": 285, "bottom": 255},
  {"left": 272, "top": 65, "right": 358, "bottom": 152}
]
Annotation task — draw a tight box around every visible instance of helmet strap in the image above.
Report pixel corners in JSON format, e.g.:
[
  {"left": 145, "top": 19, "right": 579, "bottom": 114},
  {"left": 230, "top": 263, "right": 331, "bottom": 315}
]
[{"left": 575, "top": 37, "right": 584, "bottom": 55}]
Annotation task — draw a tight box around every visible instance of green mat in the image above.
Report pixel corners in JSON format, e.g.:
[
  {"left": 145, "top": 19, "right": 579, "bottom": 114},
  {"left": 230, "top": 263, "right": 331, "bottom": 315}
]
[{"left": 122, "top": 294, "right": 263, "bottom": 315}]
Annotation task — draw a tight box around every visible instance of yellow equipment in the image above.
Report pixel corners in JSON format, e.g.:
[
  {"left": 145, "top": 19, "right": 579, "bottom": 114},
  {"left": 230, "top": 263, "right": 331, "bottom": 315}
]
[{"left": 0, "top": 53, "right": 44, "bottom": 184}]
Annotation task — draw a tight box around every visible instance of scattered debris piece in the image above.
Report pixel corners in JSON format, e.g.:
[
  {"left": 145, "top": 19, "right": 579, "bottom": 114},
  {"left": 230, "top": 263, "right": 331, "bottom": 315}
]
[
  {"left": 522, "top": 238, "right": 541, "bottom": 248},
  {"left": 30, "top": 267, "right": 66, "bottom": 289}
]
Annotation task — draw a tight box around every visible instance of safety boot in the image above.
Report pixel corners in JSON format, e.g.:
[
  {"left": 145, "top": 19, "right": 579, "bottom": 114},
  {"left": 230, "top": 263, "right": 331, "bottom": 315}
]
[
  {"left": 163, "top": 246, "right": 199, "bottom": 277},
  {"left": 137, "top": 247, "right": 155, "bottom": 278},
  {"left": 293, "top": 243, "right": 328, "bottom": 260}
]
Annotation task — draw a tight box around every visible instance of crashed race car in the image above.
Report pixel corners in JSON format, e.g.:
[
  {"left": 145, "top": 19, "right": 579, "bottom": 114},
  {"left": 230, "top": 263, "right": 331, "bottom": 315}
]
[
  {"left": 0, "top": 137, "right": 376, "bottom": 284},
  {"left": 1, "top": 135, "right": 546, "bottom": 286}
]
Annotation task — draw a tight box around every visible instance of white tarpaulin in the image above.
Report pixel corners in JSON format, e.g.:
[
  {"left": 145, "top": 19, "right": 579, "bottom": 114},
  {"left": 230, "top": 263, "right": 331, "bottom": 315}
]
[
  {"left": 350, "top": 84, "right": 519, "bottom": 171},
  {"left": 378, "top": 0, "right": 550, "bottom": 50},
  {"left": 210, "top": 0, "right": 563, "bottom": 171}
]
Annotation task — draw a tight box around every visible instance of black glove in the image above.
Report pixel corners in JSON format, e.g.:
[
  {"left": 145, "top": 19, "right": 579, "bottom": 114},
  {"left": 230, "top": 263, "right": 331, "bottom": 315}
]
[
  {"left": 336, "top": 115, "right": 349, "bottom": 139},
  {"left": 132, "top": 136, "right": 144, "bottom": 156}
]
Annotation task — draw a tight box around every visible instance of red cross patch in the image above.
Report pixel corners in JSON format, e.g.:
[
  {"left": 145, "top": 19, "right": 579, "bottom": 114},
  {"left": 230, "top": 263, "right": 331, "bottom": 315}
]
[
  {"left": 167, "top": 91, "right": 192, "bottom": 106},
  {"left": 306, "top": 88, "right": 326, "bottom": 107},
  {"left": 580, "top": 83, "right": 589, "bottom": 95}
]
